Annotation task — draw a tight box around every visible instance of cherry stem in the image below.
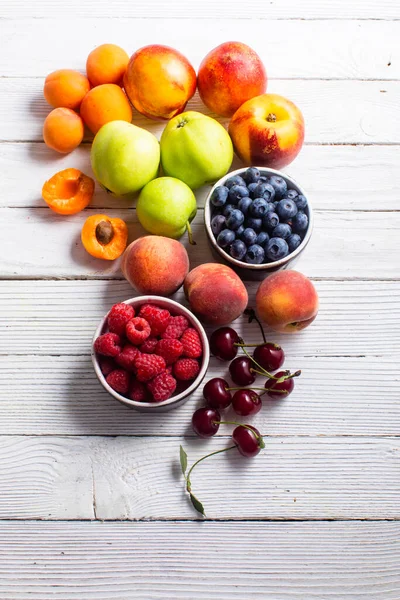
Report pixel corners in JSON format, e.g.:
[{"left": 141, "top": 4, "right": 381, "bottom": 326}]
[
  {"left": 235, "top": 342, "right": 281, "bottom": 350},
  {"left": 240, "top": 345, "right": 277, "bottom": 379},
  {"left": 186, "top": 445, "right": 236, "bottom": 492},
  {"left": 286, "top": 370, "right": 302, "bottom": 380},
  {"left": 186, "top": 221, "right": 196, "bottom": 246},
  {"left": 244, "top": 307, "right": 266, "bottom": 343}
]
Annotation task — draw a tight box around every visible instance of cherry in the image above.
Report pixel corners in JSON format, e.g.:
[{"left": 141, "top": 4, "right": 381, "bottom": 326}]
[
  {"left": 192, "top": 407, "right": 221, "bottom": 438},
  {"left": 232, "top": 425, "right": 264, "bottom": 457},
  {"left": 265, "top": 370, "right": 295, "bottom": 399},
  {"left": 232, "top": 390, "right": 262, "bottom": 416},
  {"left": 253, "top": 343, "right": 285, "bottom": 372},
  {"left": 210, "top": 327, "right": 240, "bottom": 361},
  {"left": 203, "top": 378, "right": 232, "bottom": 409},
  {"left": 229, "top": 356, "right": 256, "bottom": 386}
]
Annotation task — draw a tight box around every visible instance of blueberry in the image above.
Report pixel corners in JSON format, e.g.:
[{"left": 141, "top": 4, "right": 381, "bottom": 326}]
[
  {"left": 254, "top": 182, "right": 275, "bottom": 202},
  {"left": 285, "top": 189, "right": 299, "bottom": 201},
  {"left": 272, "top": 223, "right": 292, "bottom": 239},
  {"left": 259, "top": 176, "right": 269, "bottom": 183},
  {"left": 276, "top": 199, "right": 298, "bottom": 220},
  {"left": 295, "top": 194, "right": 308, "bottom": 211},
  {"left": 228, "top": 185, "right": 249, "bottom": 205},
  {"left": 211, "top": 185, "right": 229, "bottom": 207},
  {"left": 225, "top": 175, "right": 246, "bottom": 189},
  {"left": 235, "top": 224, "right": 245, "bottom": 238},
  {"left": 293, "top": 211, "right": 308, "bottom": 232},
  {"left": 247, "top": 182, "right": 259, "bottom": 198},
  {"left": 255, "top": 231, "right": 270, "bottom": 248},
  {"left": 238, "top": 197, "right": 252, "bottom": 215},
  {"left": 287, "top": 233, "right": 302, "bottom": 253},
  {"left": 243, "top": 167, "right": 260, "bottom": 184},
  {"left": 223, "top": 204, "right": 235, "bottom": 217},
  {"left": 217, "top": 229, "right": 236, "bottom": 248},
  {"left": 268, "top": 175, "right": 287, "bottom": 200},
  {"left": 230, "top": 239, "right": 247, "bottom": 261},
  {"left": 211, "top": 214, "right": 226, "bottom": 237},
  {"left": 245, "top": 244, "right": 265, "bottom": 264},
  {"left": 240, "top": 227, "right": 258, "bottom": 246},
  {"left": 266, "top": 238, "right": 289, "bottom": 261},
  {"left": 249, "top": 197, "right": 270, "bottom": 218},
  {"left": 226, "top": 209, "right": 244, "bottom": 230},
  {"left": 245, "top": 217, "right": 262, "bottom": 233},
  {"left": 263, "top": 211, "right": 279, "bottom": 230}
]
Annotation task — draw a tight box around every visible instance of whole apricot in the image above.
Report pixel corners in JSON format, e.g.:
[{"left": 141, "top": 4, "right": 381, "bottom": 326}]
[
  {"left": 43, "top": 108, "right": 84, "bottom": 154},
  {"left": 80, "top": 84, "right": 133, "bottom": 134},
  {"left": 43, "top": 69, "right": 90, "bottom": 110},
  {"left": 86, "top": 43, "right": 130, "bottom": 86}
]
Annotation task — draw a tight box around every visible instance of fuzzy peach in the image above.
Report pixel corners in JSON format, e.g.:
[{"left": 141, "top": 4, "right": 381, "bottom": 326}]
[
  {"left": 121, "top": 236, "right": 189, "bottom": 296},
  {"left": 256, "top": 270, "right": 318, "bottom": 333},
  {"left": 184, "top": 263, "right": 248, "bottom": 325},
  {"left": 228, "top": 93, "right": 305, "bottom": 169}
]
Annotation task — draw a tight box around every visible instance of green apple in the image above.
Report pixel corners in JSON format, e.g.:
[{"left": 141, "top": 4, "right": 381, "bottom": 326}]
[
  {"left": 160, "top": 111, "right": 233, "bottom": 189},
  {"left": 137, "top": 177, "right": 197, "bottom": 244},
  {"left": 91, "top": 120, "right": 160, "bottom": 197}
]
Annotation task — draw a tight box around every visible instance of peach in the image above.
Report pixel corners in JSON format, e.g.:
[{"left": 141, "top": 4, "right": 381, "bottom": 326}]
[
  {"left": 121, "top": 236, "right": 189, "bottom": 296},
  {"left": 197, "top": 41, "right": 267, "bottom": 118},
  {"left": 123, "top": 45, "right": 196, "bottom": 120},
  {"left": 256, "top": 270, "right": 318, "bottom": 333},
  {"left": 184, "top": 263, "right": 248, "bottom": 325},
  {"left": 228, "top": 93, "right": 305, "bottom": 169}
]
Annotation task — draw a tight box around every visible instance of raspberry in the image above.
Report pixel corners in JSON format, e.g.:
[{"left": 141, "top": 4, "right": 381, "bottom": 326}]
[
  {"left": 180, "top": 328, "right": 203, "bottom": 358},
  {"left": 147, "top": 370, "right": 177, "bottom": 402},
  {"left": 107, "top": 303, "right": 135, "bottom": 336},
  {"left": 140, "top": 337, "right": 158, "bottom": 354},
  {"left": 98, "top": 356, "right": 116, "bottom": 376},
  {"left": 129, "top": 380, "right": 149, "bottom": 402},
  {"left": 173, "top": 358, "right": 200, "bottom": 381},
  {"left": 94, "top": 332, "right": 122, "bottom": 357},
  {"left": 162, "top": 315, "right": 189, "bottom": 340},
  {"left": 106, "top": 369, "right": 130, "bottom": 394},
  {"left": 139, "top": 304, "right": 170, "bottom": 336},
  {"left": 115, "top": 344, "right": 141, "bottom": 372},
  {"left": 126, "top": 317, "right": 151, "bottom": 345},
  {"left": 166, "top": 365, "right": 173, "bottom": 374},
  {"left": 155, "top": 338, "right": 184, "bottom": 365},
  {"left": 134, "top": 353, "right": 166, "bottom": 382}
]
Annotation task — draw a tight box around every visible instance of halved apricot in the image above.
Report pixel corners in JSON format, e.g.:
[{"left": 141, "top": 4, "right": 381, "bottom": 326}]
[
  {"left": 81, "top": 213, "right": 128, "bottom": 260},
  {"left": 42, "top": 168, "right": 95, "bottom": 215}
]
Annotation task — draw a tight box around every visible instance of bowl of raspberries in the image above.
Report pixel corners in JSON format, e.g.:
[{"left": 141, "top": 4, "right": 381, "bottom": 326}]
[
  {"left": 204, "top": 166, "right": 313, "bottom": 277},
  {"left": 92, "top": 296, "right": 210, "bottom": 412}
]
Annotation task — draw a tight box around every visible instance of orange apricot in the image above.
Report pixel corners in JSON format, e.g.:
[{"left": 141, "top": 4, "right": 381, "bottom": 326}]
[
  {"left": 81, "top": 214, "right": 128, "bottom": 260},
  {"left": 42, "top": 168, "right": 95, "bottom": 215},
  {"left": 43, "top": 107, "right": 84, "bottom": 154},
  {"left": 80, "top": 84, "right": 132, "bottom": 134},
  {"left": 86, "top": 43, "right": 130, "bottom": 86},
  {"left": 44, "top": 69, "right": 90, "bottom": 109}
]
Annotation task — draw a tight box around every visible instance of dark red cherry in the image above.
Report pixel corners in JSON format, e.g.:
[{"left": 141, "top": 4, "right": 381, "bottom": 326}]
[
  {"left": 253, "top": 343, "right": 285, "bottom": 372},
  {"left": 232, "top": 425, "right": 263, "bottom": 457},
  {"left": 229, "top": 356, "right": 256, "bottom": 386},
  {"left": 210, "top": 327, "right": 240, "bottom": 361},
  {"left": 232, "top": 390, "right": 262, "bottom": 416},
  {"left": 265, "top": 370, "right": 294, "bottom": 399},
  {"left": 192, "top": 407, "right": 221, "bottom": 438},
  {"left": 203, "top": 378, "right": 232, "bottom": 409}
]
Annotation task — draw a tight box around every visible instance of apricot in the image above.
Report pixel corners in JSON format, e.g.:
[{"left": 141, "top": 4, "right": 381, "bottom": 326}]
[
  {"left": 42, "top": 168, "right": 94, "bottom": 215},
  {"left": 86, "top": 43, "right": 130, "bottom": 86},
  {"left": 80, "top": 84, "right": 133, "bottom": 134},
  {"left": 81, "top": 214, "right": 128, "bottom": 260},
  {"left": 43, "top": 69, "right": 90, "bottom": 110},
  {"left": 43, "top": 107, "right": 84, "bottom": 154}
]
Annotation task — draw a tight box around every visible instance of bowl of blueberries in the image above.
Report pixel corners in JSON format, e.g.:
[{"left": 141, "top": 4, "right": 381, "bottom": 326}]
[{"left": 204, "top": 166, "right": 313, "bottom": 278}]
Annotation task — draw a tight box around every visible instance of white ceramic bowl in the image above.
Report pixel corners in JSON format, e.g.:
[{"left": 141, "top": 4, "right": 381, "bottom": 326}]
[{"left": 92, "top": 295, "right": 210, "bottom": 413}]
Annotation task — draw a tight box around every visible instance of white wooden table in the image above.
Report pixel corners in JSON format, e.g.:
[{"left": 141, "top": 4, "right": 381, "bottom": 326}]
[{"left": 1, "top": 1, "right": 400, "bottom": 597}]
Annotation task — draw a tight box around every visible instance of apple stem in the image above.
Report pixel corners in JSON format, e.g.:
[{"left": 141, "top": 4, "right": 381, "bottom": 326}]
[{"left": 186, "top": 221, "right": 196, "bottom": 246}]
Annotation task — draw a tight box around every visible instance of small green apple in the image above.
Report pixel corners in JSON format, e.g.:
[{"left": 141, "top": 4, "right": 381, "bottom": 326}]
[
  {"left": 160, "top": 111, "right": 233, "bottom": 189},
  {"left": 137, "top": 177, "right": 197, "bottom": 244},
  {"left": 91, "top": 120, "right": 160, "bottom": 197}
]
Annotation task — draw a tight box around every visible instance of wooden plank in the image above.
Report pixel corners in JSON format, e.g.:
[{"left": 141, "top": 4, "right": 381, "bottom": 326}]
[
  {"left": 0, "top": 207, "right": 399, "bottom": 278},
  {"left": 0, "top": 435, "right": 399, "bottom": 519},
  {"left": 2, "top": 142, "right": 400, "bottom": 211},
  {"left": 0, "top": 521, "right": 399, "bottom": 600},
  {"left": 1, "top": 19, "right": 399, "bottom": 80},
  {"left": 1, "top": 79, "right": 399, "bottom": 144}
]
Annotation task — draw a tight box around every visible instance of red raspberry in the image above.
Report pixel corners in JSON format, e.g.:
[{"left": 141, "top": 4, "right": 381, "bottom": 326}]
[
  {"left": 140, "top": 337, "right": 158, "bottom": 354},
  {"left": 147, "top": 370, "right": 177, "bottom": 402},
  {"left": 115, "top": 344, "right": 141, "bottom": 372},
  {"left": 173, "top": 358, "right": 200, "bottom": 381},
  {"left": 155, "top": 338, "right": 184, "bottom": 365},
  {"left": 98, "top": 357, "right": 116, "bottom": 376},
  {"left": 129, "top": 380, "right": 149, "bottom": 402},
  {"left": 94, "top": 332, "right": 122, "bottom": 357},
  {"left": 126, "top": 317, "right": 151, "bottom": 345},
  {"left": 106, "top": 369, "right": 130, "bottom": 394},
  {"left": 162, "top": 315, "right": 189, "bottom": 340},
  {"left": 134, "top": 353, "right": 166, "bottom": 382},
  {"left": 166, "top": 365, "right": 173, "bottom": 374},
  {"left": 107, "top": 303, "right": 135, "bottom": 336},
  {"left": 180, "top": 328, "right": 203, "bottom": 358},
  {"left": 139, "top": 304, "right": 170, "bottom": 336}
]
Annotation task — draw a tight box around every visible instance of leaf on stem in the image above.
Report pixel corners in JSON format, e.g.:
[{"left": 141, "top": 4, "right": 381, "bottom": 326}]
[
  {"left": 179, "top": 445, "right": 188, "bottom": 476},
  {"left": 190, "top": 493, "right": 205, "bottom": 516}
]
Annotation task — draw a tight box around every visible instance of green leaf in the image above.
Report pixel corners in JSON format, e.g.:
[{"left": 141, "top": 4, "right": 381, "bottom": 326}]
[
  {"left": 190, "top": 493, "right": 205, "bottom": 516},
  {"left": 179, "top": 445, "right": 188, "bottom": 476}
]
